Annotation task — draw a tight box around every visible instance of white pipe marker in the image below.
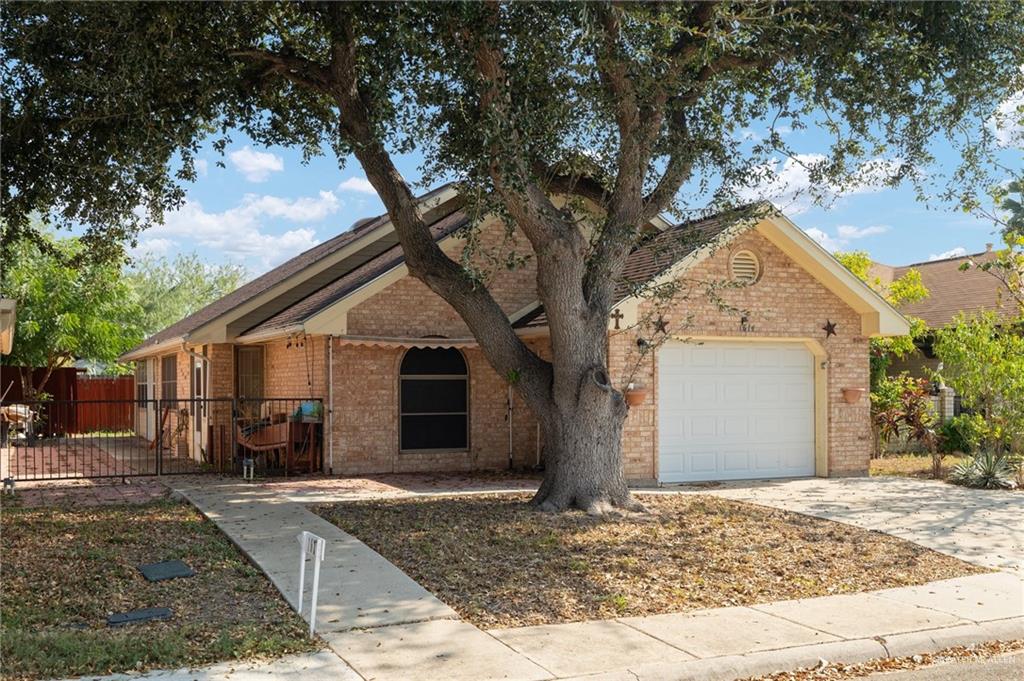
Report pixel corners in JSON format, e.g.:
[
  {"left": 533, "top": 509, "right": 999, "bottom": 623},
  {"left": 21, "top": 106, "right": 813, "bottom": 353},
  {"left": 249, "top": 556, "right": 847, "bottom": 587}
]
[{"left": 296, "top": 531, "right": 326, "bottom": 636}]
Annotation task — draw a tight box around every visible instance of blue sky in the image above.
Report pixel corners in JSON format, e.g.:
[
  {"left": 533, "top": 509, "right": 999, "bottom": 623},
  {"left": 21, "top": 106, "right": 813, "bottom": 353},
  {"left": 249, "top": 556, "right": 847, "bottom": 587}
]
[{"left": 133, "top": 93, "right": 1023, "bottom": 277}]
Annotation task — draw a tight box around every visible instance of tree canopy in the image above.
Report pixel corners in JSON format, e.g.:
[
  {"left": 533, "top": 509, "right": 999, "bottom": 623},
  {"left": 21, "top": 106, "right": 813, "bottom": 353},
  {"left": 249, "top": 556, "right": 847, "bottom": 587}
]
[
  {"left": 0, "top": 233, "right": 143, "bottom": 397},
  {"left": 3, "top": 1, "right": 1022, "bottom": 510},
  {"left": 125, "top": 253, "right": 246, "bottom": 338}
]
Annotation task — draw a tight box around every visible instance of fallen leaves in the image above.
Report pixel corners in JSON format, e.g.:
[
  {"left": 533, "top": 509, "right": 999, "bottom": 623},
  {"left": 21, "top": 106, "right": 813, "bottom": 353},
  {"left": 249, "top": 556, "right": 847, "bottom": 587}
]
[
  {"left": 0, "top": 500, "right": 316, "bottom": 680},
  {"left": 315, "top": 493, "right": 985, "bottom": 629}
]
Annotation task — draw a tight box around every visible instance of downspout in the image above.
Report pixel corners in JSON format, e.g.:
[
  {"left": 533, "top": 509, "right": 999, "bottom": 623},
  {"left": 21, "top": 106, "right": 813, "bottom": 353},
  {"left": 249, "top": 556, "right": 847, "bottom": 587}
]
[
  {"left": 327, "top": 334, "right": 334, "bottom": 475},
  {"left": 507, "top": 385, "right": 514, "bottom": 470}
]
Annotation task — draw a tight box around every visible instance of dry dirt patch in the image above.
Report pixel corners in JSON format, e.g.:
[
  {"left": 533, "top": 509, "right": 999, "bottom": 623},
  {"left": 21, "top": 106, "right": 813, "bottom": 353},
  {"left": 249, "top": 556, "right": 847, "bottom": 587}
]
[
  {"left": 1, "top": 500, "right": 315, "bottom": 681},
  {"left": 316, "top": 493, "right": 985, "bottom": 629},
  {"left": 870, "top": 453, "right": 970, "bottom": 479}
]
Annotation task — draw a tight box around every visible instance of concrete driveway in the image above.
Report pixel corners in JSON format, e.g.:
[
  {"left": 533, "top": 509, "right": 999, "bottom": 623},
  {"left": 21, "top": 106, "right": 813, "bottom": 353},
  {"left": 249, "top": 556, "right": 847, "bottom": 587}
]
[{"left": 672, "top": 477, "right": 1023, "bottom": 573}]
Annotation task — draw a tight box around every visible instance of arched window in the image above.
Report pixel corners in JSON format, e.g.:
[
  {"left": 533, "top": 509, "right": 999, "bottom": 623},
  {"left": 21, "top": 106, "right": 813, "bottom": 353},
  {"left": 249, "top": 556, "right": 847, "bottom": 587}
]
[{"left": 400, "top": 347, "right": 468, "bottom": 451}]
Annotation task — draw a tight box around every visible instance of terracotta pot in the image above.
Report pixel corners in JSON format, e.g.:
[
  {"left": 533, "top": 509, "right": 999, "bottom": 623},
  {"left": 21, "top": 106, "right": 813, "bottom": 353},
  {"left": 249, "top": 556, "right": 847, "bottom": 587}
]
[
  {"left": 842, "top": 387, "right": 866, "bottom": 404},
  {"left": 624, "top": 388, "right": 649, "bottom": 407}
]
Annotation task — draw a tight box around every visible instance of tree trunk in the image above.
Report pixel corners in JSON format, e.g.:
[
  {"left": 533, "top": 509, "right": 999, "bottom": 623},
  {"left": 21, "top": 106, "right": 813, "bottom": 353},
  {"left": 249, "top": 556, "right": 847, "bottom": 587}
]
[{"left": 529, "top": 358, "right": 638, "bottom": 514}]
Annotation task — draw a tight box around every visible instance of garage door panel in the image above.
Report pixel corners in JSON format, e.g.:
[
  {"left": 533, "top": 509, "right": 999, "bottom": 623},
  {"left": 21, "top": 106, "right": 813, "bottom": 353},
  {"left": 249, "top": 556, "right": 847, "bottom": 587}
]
[
  {"left": 688, "top": 451, "right": 718, "bottom": 474},
  {"left": 754, "top": 449, "right": 782, "bottom": 471},
  {"left": 658, "top": 341, "right": 815, "bottom": 483}
]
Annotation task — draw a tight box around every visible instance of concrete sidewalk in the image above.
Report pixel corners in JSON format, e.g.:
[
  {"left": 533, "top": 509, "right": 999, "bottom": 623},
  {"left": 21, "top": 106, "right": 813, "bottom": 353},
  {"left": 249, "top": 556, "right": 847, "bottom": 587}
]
[{"left": 169, "top": 479, "right": 1024, "bottom": 681}]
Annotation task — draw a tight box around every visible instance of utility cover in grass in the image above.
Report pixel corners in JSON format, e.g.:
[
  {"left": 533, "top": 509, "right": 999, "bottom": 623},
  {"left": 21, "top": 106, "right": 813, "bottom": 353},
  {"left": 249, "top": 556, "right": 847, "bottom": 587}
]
[
  {"left": 107, "top": 607, "right": 172, "bottom": 627},
  {"left": 138, "top": 559, "right": 195, "bottom": 582}
]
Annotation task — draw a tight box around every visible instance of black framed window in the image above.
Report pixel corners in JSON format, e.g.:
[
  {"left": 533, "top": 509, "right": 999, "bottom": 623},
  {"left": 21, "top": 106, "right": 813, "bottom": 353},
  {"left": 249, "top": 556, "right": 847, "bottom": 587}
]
[
  {"left": 400, "top": 347, "right": 468, "bottom": 451},
  {"left": 161, "top": 355, "right": 177, "bottom": 401}
]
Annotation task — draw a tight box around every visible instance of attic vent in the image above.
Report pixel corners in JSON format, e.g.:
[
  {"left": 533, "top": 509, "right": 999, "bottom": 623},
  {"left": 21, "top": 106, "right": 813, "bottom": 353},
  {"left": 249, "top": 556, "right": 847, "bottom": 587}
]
[{"left": 730, "top": 250, "right": 761, "bottom": 284}]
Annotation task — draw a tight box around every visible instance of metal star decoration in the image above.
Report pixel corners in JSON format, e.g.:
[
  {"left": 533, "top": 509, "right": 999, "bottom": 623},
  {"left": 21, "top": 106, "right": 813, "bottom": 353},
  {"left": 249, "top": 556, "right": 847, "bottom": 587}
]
[
  {"left": 822, "top": 319, "right": 838, "bottom": 338},
  {"left": 654, "top": 315, "right": 669, "bottom": 334}
]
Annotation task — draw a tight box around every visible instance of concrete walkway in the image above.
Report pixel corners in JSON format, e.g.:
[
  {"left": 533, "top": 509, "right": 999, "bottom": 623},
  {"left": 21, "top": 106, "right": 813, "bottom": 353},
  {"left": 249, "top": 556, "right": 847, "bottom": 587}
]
[
  {"left": 166, "top": 478, "right": 1024, "bottom": 681},
  {"left": 685, "top": 477, "right": 1024, "bottom": 573}
]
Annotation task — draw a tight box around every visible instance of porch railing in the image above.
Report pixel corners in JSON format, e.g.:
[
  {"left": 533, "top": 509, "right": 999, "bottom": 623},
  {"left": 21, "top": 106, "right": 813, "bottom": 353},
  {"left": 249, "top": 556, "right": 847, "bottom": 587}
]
[{"left": 0, "top": 397, "right": 323, "bottom": 481}]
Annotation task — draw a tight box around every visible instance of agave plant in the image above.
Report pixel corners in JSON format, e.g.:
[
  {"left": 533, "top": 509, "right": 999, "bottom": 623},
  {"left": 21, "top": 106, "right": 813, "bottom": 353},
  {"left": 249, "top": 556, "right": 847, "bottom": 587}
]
[{"left": 949, "top": 451, "right": 1018, "bottom": 490}]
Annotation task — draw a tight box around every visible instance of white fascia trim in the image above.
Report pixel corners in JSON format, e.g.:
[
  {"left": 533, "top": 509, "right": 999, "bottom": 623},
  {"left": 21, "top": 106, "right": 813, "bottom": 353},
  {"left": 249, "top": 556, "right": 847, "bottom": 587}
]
[
  {"left": 612, "top": 219, "right": 758, "bottom": 312},
  {"left": 763, "top": 213, "right": 910, "bottom": 337},
  {"left": 186, "top": 185, "right": 462, "bottom": 344},
  {"left": 234, "top": 324, "right": 306, "bottom": 344},
  {"left": 119, "top": 337, "right": 185, "bottom": 362}
]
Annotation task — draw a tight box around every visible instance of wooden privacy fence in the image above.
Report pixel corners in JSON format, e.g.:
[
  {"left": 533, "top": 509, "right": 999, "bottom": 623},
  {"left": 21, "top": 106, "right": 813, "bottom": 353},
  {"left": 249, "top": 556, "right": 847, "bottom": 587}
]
[{"left": 75, "top": 376, "right": 134, "bottom": 433}]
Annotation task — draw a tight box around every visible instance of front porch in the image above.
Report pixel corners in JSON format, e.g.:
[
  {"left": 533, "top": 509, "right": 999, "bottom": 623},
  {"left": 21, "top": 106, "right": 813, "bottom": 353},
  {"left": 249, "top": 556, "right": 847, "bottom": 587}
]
[{"left": 2, "top": 396, "right": 324, "bottom": 481}]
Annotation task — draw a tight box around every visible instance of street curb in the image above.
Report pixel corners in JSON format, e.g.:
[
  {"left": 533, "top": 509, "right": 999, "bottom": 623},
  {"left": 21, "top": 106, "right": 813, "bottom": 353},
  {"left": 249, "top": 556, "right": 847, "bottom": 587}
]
[
  {"left": 880, "top": 618, "right": 1024, "bottom": 658},
  {"left": 559, "top": 618, "right": 1024, "bottom": 680}
]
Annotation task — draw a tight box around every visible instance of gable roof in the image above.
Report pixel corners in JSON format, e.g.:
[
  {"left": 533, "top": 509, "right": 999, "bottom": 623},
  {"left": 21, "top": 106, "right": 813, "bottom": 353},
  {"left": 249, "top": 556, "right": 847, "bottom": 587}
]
[
  {"left": 239, "top": 210, "right": 470, "bottom": 338},
  {"left": 516, "top": 206, "right": 909, "bottom": 337},
  {"left": 122, "top": 183, "right": 459, "bottom": 359},
  {"left": 515, "top": 211, "right": 739, "bottom": 329},
  {"left": 872, "top": 247, "right": 1017, "bottom": 328}
]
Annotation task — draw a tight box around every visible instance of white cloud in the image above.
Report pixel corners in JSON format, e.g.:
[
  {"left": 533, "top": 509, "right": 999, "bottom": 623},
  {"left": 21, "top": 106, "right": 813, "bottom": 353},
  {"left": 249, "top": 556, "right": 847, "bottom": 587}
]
[
  {"left": 804, "top": 223, "right": 890, "bottom": 253},
  {"left": 143, "top": 191, "right": 339, "bottom": 272},
  {"left": 836, "top": 224, "right": 889, "bottom": 239},
  {"left": 805, "top": 227, "right": 845, "bottom": 252},
  {"left": 129, "top": 237, "right": 175, "bottom": 258},
  {"left": 338, "top": 176, "right": 377, "bottom": 195},
  {"left": 929, "top": 247, "right": 967, "bottom": 261},
  {"left": 990, "top": 87, "right": 1023, "bottom": 148},
  {"left": 195, "top": 159, "right": 208, "bottom": 177},
  {"left": 229, "top": 146, "right": 284, "bottom": 182},
  {"left": 240, "top": 191, "right": 340, "bottom": 222},
  {"left": 737, "top": 153, "right": 902, "bottom": 215}
]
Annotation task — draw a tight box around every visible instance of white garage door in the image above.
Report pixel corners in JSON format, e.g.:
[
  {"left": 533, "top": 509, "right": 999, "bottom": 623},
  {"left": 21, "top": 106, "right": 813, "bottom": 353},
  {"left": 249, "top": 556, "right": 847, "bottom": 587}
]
[{"left": 657, "top": 341, "right": 815, "bottom": 483}]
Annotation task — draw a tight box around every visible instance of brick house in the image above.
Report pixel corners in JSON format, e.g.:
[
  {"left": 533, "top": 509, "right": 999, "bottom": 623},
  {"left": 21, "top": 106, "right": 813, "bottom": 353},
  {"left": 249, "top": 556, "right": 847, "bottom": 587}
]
[
  {"left": 872, "top": 246, "right": 1018, "bottom": 423},
  {"left": 121, "top": 185, "right": 908, "bottom": 483}
]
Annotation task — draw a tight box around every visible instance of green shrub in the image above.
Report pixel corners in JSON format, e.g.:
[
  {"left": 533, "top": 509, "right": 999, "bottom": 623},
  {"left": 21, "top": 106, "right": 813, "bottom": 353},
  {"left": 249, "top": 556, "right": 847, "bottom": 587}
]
[
  {"left": 948, "top": 451, "right": 1018, "bottom": 490},
  {"left": 938, "top": 413, "right": 989, "bottom": 454}
]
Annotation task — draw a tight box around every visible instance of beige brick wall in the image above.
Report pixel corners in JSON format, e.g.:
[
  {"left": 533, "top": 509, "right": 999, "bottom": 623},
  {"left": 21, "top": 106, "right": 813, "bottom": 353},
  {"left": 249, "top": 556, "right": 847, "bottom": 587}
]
[
  {"left": 347, "top": 218, "right": 536, "bottom": 337},
  {"left": 328, "top": 338, "right": 547, "bottom": 475},
  {"left": 263, "top": 336, "right": 327, "bottom": 400},
  {"left": 609, "top": 230, "right": 871, "bottom": 480}
]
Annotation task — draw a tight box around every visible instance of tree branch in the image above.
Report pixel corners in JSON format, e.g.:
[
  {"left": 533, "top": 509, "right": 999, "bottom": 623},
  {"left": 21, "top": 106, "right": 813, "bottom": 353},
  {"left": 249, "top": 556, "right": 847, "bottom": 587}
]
[
  {"left": 316, "top": 7, "right": 553, "bottom": 410},
  {"left": 228, "top": 48, "right": 332, "bottom": 93}
]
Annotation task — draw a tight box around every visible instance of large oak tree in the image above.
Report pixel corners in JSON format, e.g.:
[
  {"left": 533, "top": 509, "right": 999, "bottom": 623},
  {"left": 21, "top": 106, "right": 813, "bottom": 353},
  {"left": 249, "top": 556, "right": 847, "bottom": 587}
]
[{"left": 3, "top": 2, "right": 1022, "bottom": 511}]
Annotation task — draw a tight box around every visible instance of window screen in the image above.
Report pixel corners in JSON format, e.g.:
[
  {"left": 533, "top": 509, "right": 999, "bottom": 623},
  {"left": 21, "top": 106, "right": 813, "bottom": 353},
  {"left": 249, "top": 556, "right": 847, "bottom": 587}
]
[
  {"left": 135, "top": 361, "right": 148, "bottom": 402},
  {"left": 236, "top": 346, "right": 265, "bottom": 398},
  {"left": 161, "top": 355, "right": 177, "bottom": 401},
  {"left": 400, "top": 347, "right": 468, "bottom": 451}
]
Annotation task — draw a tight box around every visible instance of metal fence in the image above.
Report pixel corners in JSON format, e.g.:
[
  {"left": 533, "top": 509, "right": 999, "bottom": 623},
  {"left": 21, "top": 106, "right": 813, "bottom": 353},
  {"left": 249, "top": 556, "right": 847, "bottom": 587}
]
[{"left": 1, "top": 397, "right": 323, "bottom": 482}]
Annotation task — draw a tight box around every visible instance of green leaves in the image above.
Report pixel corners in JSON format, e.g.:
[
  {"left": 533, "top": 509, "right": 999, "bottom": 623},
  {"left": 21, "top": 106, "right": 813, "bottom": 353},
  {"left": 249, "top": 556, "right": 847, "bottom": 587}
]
[
  {"left": 933, "top": 311, "right": 1024, "bottom": 449},
  {"left": 3, "top": 1, "right": 1023, "bottom": 262},
  {"left": 0, "top": 230, "right": 144, "bottom": 376}
]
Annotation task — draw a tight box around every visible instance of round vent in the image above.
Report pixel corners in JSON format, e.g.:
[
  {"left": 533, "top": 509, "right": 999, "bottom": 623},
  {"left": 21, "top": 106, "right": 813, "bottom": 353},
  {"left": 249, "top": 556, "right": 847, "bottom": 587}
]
[{"left": 730, "top": 250, "right": 761, "bottom": 284}]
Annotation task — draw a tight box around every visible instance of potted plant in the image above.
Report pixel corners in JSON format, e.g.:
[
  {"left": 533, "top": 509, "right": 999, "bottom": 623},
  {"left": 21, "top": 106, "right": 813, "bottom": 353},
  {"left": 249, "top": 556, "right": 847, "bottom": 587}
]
[
  {"left": 841, "top": 387, "right": 866, "bottom": 404},
  {"left": 624, "top": 383, "right": 648, "bottom": 407}
]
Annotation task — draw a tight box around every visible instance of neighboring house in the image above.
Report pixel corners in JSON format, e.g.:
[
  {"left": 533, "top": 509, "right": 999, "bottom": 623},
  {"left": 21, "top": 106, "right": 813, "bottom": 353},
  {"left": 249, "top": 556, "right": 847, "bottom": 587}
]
[
  {"left": 121, "top": 185, "right": 907, "bottom": 483},
  {"left": 872, "top": 245, "right": 1017, "bottom": 420},
  {"left": 0, "top": 299, "right": 15, "bottom": 356}
]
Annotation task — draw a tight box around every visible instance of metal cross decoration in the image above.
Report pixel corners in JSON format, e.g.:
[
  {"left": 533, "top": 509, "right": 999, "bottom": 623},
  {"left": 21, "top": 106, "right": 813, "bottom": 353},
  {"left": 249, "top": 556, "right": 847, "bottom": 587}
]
[
  {"left": 653, "top": 315, "right": 669, "bottom": 334},
  {"left": 610, "top": 308, "right": 624, "bottom": 330},
  {"left": 822, "top": 319, "right": 838, "bottom": 338}
]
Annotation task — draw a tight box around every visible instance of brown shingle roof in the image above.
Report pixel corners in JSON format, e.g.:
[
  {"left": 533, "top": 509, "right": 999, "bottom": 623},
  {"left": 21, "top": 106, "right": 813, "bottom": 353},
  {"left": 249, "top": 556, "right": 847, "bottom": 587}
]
[
  {"left": 240, "top": 210, "right": 470, "bottom": 336},
  {"left": 127, "top": 183, "right": 455, "bottom": 353},
  {"left": 877, "top": 248, "right": 1017, "bottom": 328},
  {"left": 516, "top": 211, "right": 744, "bottom": 329}
]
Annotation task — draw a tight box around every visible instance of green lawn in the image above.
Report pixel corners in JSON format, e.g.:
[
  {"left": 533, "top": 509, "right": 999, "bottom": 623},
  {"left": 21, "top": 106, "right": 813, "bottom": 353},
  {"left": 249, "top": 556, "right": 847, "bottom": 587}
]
[{"left": 1, "top": 500, "right": 316, "bottom": 681}]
